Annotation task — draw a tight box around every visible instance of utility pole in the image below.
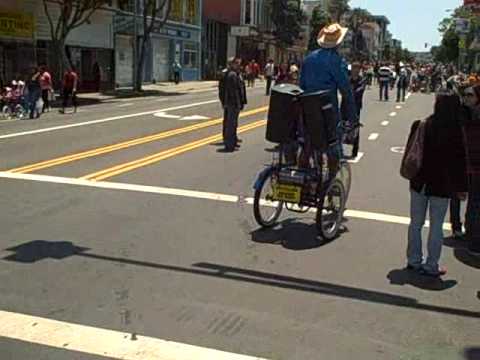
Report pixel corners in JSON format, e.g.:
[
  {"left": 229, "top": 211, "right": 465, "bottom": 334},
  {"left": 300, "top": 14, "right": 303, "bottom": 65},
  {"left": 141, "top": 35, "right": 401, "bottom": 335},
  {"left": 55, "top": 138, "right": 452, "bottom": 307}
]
[{"left": 133, "top": 0, "right": 139, "bottom": 89}]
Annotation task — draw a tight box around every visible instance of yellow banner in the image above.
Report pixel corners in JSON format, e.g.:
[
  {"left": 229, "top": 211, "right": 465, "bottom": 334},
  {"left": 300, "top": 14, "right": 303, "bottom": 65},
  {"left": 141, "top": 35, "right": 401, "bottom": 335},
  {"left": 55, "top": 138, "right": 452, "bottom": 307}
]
[{"left": 0, "top": 11, "right": 34, "bottom": 38}]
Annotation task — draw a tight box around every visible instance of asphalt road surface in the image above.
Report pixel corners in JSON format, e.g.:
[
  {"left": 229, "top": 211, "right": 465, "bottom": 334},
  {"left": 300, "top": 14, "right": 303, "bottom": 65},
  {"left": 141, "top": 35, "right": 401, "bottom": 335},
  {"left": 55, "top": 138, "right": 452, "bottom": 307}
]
[{"left": 0, "top": 83, "right": 479, "bottom": 360}]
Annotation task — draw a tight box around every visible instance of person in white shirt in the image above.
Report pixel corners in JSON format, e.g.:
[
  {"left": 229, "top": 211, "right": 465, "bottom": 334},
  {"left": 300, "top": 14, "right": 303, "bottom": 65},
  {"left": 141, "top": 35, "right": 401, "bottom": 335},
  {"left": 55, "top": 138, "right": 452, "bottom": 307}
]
[{"left": 264, "top": 59, "right": 275, "bottom": 96}]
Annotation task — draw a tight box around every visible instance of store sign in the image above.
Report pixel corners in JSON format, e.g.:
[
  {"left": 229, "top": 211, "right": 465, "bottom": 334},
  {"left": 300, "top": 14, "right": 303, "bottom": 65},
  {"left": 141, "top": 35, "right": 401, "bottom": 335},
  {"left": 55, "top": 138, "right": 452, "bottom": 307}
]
[
  {"left": 0, "top": 11, "right": 34, "bottom": 38},
  {"left": 231, "top": 26, "right": 250, "bottom": 37}
]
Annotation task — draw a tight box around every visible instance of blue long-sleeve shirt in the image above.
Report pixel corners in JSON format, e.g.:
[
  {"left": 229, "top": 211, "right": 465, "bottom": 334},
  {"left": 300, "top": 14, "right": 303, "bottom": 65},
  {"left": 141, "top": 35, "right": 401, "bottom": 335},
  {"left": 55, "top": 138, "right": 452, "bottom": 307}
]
[{"left": 300, "top": 49, "right": 357, "bottom": 125}]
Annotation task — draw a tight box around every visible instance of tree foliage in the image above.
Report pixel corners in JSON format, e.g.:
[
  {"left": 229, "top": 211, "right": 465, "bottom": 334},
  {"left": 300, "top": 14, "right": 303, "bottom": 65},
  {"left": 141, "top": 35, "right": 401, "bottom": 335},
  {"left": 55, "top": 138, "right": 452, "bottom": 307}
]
[
  {"left": 136, "top": 0, "right": 172, "bottom": 91},
  {"left": 270, "top": 0, "right": 306, "bottom": 48},
  {"left": 328, "top": 0, "right": 350, "bottom": 23},
  {"left": 308, "top": 6, "right": 331, "bottom": 51}
]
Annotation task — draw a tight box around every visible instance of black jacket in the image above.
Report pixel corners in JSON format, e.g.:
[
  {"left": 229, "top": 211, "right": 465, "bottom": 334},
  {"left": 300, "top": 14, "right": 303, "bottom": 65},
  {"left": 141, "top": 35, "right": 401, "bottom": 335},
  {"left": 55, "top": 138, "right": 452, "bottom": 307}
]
[
  {"left": 410, "top": 109, "right": 467, "bottom": 198},
  {"left": 219, "top": 70, "right": 246, "bottom": 109}
]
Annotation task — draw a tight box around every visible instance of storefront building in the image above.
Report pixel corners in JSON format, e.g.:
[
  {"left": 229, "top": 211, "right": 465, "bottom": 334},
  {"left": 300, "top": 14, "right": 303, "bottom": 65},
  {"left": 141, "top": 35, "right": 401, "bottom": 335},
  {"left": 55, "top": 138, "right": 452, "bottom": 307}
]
[
  {"left": 0, "top": 1, "right": 36, "bottom": 86},
  {"left": 0, "top": 0, "right": 115, "bottom": 91},
  {"left": 114, "top": 0, "right": 201, "bottom": 87}
]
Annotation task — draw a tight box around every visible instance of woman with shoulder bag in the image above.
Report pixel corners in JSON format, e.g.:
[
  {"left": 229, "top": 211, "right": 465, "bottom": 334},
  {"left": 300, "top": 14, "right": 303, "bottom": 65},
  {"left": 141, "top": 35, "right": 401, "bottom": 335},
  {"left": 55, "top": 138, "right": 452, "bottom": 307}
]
[{"left": 406, "top": 91, "right": 468, "bottom": 277}]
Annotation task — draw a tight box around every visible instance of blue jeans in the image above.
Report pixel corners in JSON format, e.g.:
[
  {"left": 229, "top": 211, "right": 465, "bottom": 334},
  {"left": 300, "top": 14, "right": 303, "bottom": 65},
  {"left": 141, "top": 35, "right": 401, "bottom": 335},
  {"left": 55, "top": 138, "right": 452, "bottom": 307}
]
[
  {"left": 379, "top": 81, "right": 389, "bottom": 101},
  {"left": 407, "top": 189, "right": 449, "bottom": 273}
]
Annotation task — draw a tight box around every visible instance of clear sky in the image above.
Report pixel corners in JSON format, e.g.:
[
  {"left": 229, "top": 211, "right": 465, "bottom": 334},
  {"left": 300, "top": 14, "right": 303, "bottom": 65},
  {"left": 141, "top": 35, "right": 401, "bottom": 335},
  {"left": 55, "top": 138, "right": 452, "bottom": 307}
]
[{"left": 349, "top": 0, "right": 463, "bottom": 52}]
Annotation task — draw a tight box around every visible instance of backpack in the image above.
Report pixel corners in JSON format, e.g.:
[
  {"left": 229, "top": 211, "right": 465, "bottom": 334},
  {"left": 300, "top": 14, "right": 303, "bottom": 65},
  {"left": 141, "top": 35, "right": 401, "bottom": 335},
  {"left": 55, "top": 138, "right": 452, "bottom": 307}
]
[{"left": 400, "top": 119, "right": 426, "bottom": 180}]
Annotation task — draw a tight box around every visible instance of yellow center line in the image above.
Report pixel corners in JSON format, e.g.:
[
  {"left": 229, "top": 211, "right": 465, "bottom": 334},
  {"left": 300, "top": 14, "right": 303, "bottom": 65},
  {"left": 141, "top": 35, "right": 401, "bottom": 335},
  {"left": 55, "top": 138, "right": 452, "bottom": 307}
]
[
  {"left": 8, "top": 106, "right": 269, "bottom": 174},
  {"left": 81, "top": 119, "right": 267, "bottom": 182}
]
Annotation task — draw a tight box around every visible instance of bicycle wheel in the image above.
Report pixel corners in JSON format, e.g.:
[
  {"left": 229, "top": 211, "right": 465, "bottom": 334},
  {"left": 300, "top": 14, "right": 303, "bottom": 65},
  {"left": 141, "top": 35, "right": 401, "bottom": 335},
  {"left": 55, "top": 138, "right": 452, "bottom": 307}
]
[
  {"left": 336, "top": 160, "right": 352, "bottom": 200},
  {"left": 15, "top": 105, "right": 26, "bottom": 119},
  {"left": 253, "top": 170, "right": 283, "bottom": 228},
  {"left": 316, "top": 179, "right": 346, "bottom": 241}
]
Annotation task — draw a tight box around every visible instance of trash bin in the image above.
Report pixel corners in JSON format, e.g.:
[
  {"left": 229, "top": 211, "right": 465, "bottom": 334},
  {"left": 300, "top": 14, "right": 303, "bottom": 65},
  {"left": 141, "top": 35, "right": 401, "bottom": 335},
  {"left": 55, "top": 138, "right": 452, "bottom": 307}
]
[
  {"left": 266, "top": 83, "right": 303, "bottom": 143},
  {"left": 300, "top": 90, "right": 336, "bottom": 151}
]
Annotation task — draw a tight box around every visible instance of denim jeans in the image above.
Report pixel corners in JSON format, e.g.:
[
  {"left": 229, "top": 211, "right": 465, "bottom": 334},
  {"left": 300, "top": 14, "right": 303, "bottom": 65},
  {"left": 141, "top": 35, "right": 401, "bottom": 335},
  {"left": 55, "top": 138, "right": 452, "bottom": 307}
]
[
  {"left": 379, "top": 81, "right": 389, "bottom": 101},
  {"left": 407, "top": 189, "right": 449, "bottom": 273}
]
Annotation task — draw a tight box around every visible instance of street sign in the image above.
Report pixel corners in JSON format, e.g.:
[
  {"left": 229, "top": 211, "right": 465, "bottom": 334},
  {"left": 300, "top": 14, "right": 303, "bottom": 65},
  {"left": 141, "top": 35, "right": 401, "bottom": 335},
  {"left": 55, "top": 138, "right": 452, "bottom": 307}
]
[{"left": 231, "top": 26, "right": 250, "bottom": 37}]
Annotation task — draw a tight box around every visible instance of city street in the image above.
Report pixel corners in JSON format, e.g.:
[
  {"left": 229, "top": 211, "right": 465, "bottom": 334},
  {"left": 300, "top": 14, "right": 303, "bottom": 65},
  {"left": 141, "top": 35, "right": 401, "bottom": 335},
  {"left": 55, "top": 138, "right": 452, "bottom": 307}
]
[{"left": 0, "top": 84, "right": 479, "bottom": 360}]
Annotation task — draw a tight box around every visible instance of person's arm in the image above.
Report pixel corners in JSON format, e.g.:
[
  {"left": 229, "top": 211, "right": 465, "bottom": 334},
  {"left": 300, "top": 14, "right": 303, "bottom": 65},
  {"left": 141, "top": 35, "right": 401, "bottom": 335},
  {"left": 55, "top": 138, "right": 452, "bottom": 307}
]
[
  {"left": 299, "top": 63, "right": 307, "bottom": 90},
  {"left": 334, "top": 57, "right": 357, "bottom": 125}
]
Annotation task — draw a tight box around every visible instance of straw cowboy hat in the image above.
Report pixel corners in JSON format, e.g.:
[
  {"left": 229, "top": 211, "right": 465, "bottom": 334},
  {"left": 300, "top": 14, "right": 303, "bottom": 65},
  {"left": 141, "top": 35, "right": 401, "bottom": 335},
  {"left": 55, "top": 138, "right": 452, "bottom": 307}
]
[{"left": 317, "top": 23, "right": 349, "bottom": 48}]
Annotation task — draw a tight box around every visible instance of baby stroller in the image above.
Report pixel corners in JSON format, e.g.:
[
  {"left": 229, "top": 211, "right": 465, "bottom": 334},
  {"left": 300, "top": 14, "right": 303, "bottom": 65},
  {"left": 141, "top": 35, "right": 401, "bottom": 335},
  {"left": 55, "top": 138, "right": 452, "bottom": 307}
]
[{"left": 1, "top": 81, "right": 27, "bottom": 120}]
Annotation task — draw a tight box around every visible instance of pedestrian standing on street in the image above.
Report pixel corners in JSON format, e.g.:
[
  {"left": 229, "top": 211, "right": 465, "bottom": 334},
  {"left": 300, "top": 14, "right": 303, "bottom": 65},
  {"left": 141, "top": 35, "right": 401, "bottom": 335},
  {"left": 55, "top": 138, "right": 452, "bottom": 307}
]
[
  {"left": 172, "top": 61, "right": 182, "bottom": 85},
  {"left": 342, "top": 62, "right": 366, "bottom": 159},
  {"left": 406, "top": 91, "right": 467, "bottom": 277},
  {"left": 275, "top": 63, "right": 290, "bottom": 84},
  {"left": 396, "top": 66, "right": 409, "bottom": 102},
  {"left": 460, "top": 84, "right": 480, "bottom": 255},
  {"left": 39, "top": 65, "right": 52, "bottom": 113},
  {"left": 218, "top": 57, "right": 246, "bottom": 152},
  {"left": 264, "top": 59, "right": 275, "bottom": 96},
  {"left": 378, "top": 64, "right": 392, "bottom": 101},
  {"left": 289, "top": 62, "right": 299, "bottom": 84},
  {"left": 60, "top": 66, "right": 78, "bottom": 114},
  {"left": 25, "top": 67, "right": 42, "bottom": 119},
  {"left": 93, "top": 62, "right": 101, "bottom": 92}
]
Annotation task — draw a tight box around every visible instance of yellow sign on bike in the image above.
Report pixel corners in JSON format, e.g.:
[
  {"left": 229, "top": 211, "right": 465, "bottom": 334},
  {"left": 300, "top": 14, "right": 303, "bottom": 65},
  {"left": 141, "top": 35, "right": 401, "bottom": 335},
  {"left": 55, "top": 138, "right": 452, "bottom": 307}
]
[{"left": 273, "top": 184, "right": 302, "bottom": 203}]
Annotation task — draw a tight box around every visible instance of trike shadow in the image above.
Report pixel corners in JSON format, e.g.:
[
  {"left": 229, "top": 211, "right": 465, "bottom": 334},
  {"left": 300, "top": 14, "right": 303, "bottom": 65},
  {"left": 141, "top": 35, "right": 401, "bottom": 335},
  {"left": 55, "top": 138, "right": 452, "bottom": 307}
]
[{"left": 251, "top": 217, "right": 349, "bottom": 251}]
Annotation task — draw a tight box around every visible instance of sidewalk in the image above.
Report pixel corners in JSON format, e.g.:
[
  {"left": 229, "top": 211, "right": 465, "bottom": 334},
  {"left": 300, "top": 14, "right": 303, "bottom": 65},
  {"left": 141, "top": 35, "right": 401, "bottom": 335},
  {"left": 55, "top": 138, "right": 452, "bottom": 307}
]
[{"left": 75, "top": 81, "right": 220, "bottom": 104}]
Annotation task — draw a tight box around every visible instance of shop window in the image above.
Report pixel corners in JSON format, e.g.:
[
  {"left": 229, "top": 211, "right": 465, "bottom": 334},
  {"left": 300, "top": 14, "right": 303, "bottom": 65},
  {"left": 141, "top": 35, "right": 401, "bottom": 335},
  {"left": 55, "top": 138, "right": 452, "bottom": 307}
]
[{"left": 183, "top": 42, "right": 197, "bottom": 68}]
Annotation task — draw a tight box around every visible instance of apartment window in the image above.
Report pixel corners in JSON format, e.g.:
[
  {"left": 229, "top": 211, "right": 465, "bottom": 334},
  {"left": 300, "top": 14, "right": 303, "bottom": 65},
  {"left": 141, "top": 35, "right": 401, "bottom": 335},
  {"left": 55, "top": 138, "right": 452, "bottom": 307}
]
[
  {"left": 183, "top": 42, "right": 198, "bottom": 68},
  {"left": 171, "top": 0, "right": 184, "bottom": 22},
  {"left": 185, "top": 0, "right": 197, "bottom": 24},
  {"left": 118, "top": 0, "right": 134, "bottom": 12},
  {"left": 244, "top": 0, "right": 251, "bottom": 25}
]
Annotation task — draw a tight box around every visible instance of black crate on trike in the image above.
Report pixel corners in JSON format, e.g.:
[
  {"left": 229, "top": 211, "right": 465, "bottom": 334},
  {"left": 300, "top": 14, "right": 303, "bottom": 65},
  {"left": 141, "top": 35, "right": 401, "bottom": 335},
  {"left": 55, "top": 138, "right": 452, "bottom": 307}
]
[{"left": 253, "top": 84, "right": 350, "bottom": 240}]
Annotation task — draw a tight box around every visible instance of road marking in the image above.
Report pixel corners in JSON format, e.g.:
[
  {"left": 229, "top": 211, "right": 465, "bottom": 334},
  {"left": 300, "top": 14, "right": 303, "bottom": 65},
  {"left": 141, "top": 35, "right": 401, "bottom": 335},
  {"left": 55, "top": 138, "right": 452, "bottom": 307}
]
[
  {"left": 389, "top": 112, "right": 397, "bottom": 117},
  {"left": 117, "top": 103, "right": 134, "bottom": 107},
  {"left": 81, "top": 120, "right": 267, "bottom": 181},
  {"left": 7, "top": 107, "right": 268, "bottom": 174},
  {"left": 395, "top": 105, "right": 402, "bottom": 110},
  {"left": 0, "top": 310, "right": 267, "bottom": 360},
  {"left": 381, "top": 121, "right": 389, "bottom": 126},
  {"left": 153, "top": 112, "right": 181, "bottom": 119},
  {"left": 347, "top": 152, "right": 364, "bottom": 163},
  {"left": 181, "top": 115, "right": 211, "bottom": 121},
  {"left": 0, "top": 100, "right": 219, "bottom": 140},
  {"left": 0, "top": 171, "right": 451, "bottom": 230},
  {"left": 368, "top": 133, "right": 379, "bottom": 141},
  {"left": 391, "top": 146, "right": 405, "bottom": 154}
]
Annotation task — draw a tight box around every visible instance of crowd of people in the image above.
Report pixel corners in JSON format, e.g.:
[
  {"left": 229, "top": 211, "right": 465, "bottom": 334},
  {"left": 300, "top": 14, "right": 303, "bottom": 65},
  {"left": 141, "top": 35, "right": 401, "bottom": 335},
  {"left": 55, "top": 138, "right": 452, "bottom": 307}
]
[
  {"left": 218, "top": 21, "right": 480, "bottom": 280},
  {"left": 0, "top": 65, "right": 79, "bottom": 119}
]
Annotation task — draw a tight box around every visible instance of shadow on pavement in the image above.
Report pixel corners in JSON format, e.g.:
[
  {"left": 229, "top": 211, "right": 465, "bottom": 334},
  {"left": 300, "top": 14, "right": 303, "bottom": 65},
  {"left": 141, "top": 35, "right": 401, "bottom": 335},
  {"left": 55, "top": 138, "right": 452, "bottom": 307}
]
[
  {"left": 463, "top": 347, "right": 480, "bottom": 360},
  {"left": 3, "top": 240, "right": 480, "bottom": 320},
  {"left": 453, "top": 248, "right": 480, "bottom": 270},
  {"left": 251, "top": 218, "right": 348, "bottom": 251},
  {"left": 387, "top": 268, "right": 457, "bottom": 291}
]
